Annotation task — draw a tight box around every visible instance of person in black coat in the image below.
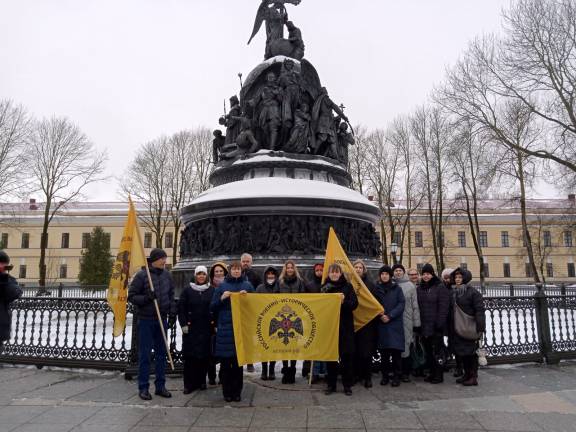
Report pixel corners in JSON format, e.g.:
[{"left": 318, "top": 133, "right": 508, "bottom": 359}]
[
  {"left": 127, "top": 248, "right": 176, "bottom": 400},
  {"left": 416, "top": 263, "right": 449, "bottom": 384},
  {"left": 322, "top": 263, "right": 358, "bottom": 396},
  {"left": 352, "top": 259, "right": 378, "bottom": 388},
  {"left": 450, "top": 268, "right": 486, "bottom": 386},
  {"left": 0, "top": 251, "right": 22, "bottom": 352},
  {"left": 178, "top": 266, "right": 215, "bottom": 394},
  {"left": 256, "top": 266, "right": 279, "bottom": 381},
  {"left": 275, "top": 260, "right": 307, "bottom": 384},
  {"left": 208, "top": 261, "right": 229, "bottom": 385},
  {"left": 374, "top": 265, "right": 405, "bottom": 387}
]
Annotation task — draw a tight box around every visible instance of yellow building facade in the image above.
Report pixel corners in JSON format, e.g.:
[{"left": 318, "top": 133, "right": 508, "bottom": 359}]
[{"left": 1, "top": 197, "right": 575, "bottom": 285}]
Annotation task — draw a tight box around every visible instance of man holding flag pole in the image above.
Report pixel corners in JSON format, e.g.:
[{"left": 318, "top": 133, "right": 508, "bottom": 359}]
[{"left": 107, "top": 198, "right": 176, "bottom": 401}]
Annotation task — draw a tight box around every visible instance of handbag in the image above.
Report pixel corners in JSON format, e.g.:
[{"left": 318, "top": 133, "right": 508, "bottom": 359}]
[
  {"left": 477, "top": 335, "right": 488, "bottom": 366},
  {"left": 454, "top": 303, "right": 481, "bottom": 341},
  {"left": 410, "top": 338, "right": 426, "bottom": 370}
]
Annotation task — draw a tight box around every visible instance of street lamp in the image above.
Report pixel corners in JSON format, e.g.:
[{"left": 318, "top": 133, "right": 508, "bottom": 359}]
[{"left": 390, "top": 242, "right": 398, "bottom": 265}]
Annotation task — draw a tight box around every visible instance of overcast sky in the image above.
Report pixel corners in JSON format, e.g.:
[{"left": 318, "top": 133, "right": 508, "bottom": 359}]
[{"left": 0, "top": 0, "right": 559, "bottom": 201}]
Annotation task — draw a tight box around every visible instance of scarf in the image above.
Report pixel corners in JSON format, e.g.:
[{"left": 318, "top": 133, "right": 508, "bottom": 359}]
[{"left": 190, "top": 282, "right": 210, "bottom": 292}]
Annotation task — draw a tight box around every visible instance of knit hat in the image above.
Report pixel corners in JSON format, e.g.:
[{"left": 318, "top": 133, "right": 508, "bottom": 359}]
[
  {"left": 147, "top": 248, "right": 167, "bottom": 263},
  {"left": 0, "top": 250, "right": 9, "bottom": 264},
  {"left": 209, "top": 261, "right": 228, "bottom": 280},
  {"left": 441, "top": 268, "right": 454, "bottom": 279},
  {"left": 195, "top": 265, "right": 208, "bottom": 275},
  {"left": 391, "top": 263, "right": 405, "bottom": 273},
  {"left": 378, "top": 265, "right": 394, "bottom": 278},
  {"left": 421, "top": 263, "right": 436, "bottom": 276}
]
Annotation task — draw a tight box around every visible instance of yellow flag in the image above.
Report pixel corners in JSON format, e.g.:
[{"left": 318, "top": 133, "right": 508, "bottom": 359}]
[
  {"left": 107, "top": 198, "right": 147, "bottom": 337},
  {"left": 322, "top": 227, "right": 384, "bottom": 331},
  {"left": 231, "top": 293, "right": 341, "bottom": 366}
]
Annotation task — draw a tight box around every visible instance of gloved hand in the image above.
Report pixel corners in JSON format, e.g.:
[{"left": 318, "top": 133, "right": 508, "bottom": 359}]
[
  {"left": 168, "top": 314, "right": 177, "bottom": 328},
  {"left": 181, "top": 325, "right": 189, "bottom": 335},
  {"left": 147, "top": 289, "right": 156, "bottom": 302}
]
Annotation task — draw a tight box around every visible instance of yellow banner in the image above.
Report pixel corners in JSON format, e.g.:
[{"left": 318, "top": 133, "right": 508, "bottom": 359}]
[
  {"left": 322, "top": 227, "right": 384, "bottom": 331},
  {"left": 231, "top": 293, "right": 341, "bottom": 366},
  {"left": 107, "top": 198, "right": 147, "bottom": 337}
]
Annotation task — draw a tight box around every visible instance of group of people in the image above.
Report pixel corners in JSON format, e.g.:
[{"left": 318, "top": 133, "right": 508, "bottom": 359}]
[{"left": 127, "top": 249, "right": 486, "bottom": 402}]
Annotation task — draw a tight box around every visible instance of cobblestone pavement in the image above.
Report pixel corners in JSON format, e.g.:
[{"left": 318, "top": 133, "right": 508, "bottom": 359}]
[{"left": 1, "top": 362, "right": 576, "bottom": 431}]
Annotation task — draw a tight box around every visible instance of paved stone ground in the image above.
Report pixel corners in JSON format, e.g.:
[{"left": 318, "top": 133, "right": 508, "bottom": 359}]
[{"left": 1, "top": 362, "right": 576, "bottom": 431}]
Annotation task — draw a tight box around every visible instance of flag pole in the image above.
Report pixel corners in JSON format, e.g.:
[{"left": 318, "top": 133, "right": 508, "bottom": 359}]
[
  {"left": 143, "top": 265, "right": 175, "bottom": 371},
  {"left": 308, "top": 360, "right": 314, "bottom": 386},
  {"left": 130, "top": 197, "right": 175, "bottom": 371}
]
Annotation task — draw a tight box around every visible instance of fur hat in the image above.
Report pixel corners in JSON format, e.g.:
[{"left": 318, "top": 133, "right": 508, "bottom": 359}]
[
  {"left": 147, "top": 248, "right": 167, "bottom": 263},
  {"left": 379, "top": 265, "right": 394, "bottom": 278},
  {"left": 421, "top": 263, "right": 436, "bottom": 276},
  {"left": 391, "top": 263, "right": 405, "bottom": 273}
]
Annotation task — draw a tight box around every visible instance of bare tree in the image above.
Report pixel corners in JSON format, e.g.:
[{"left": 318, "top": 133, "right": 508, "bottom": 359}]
[
  {"left": 0, "top": 100, "right": 30, "bottom": 200},
  {"left": 411, "top": 106, "right": 452, "bottom": 271},
  {"left": 348, "top": 124, "right": 370, "bottom": 195},
  {"left": 450, "top": 119, "right": 498, "bottom": 287},
  {"left": 364, "top": 129, "right": 400, "bottom": 265},
  {"left": 122, "top": 137, "right": 171, "bottom": 249},
  {"left": 27, "top": 117, "right": 106, "bottom": 288},
  {"left": 166, "top": 127, "right": 213, "bottom": 264}
]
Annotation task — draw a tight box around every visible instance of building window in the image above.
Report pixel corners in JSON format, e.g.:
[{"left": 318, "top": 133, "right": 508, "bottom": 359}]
[
  {"left": 82, "top": 233, "right": 90, "bottom": 249},
  {"left": 0, "top": 233, "right": 8, "bottom": 248},
  {"left": 501, "top": 231, "right": 509, "bottom": 248},
  {"left": 568, "top": 263, "right": 575, "bottom": 278},
  {"left": 19, "top": 265, "right": 27, "bottom": 279},
  {"left": 165, "top": 232, "right": 174, "bottom": 249},
  {"left": 483, "top": 263, "right": 490, "bottom": 278},
  {"left": 144, "top": 232, "right": 152, "bottom": 248},
  {"left": 525, "top": 263, "right": 534, "bottom": 278},
  {"left": 479, "top": 231, "right": 488, "bottom": 248},
  {"left": 458, "top": 231, "right": 466, "bottom": 248},
  {"left": 393, "top": 231, "right": 401, "bottom": 246},
  {"left": 59, "top": 264, "right": 68, "bottom": 279},
  {"left": 415, "top": 232, "right": 423, "bottom": 248},
  {"left": 416, "top": 263, "right": 424, "bottom": 273},
  {"left": 460, "top": 262, "right": 468, "bottom": 271},
  {"left": 564, "top": 231, "right": 573, "bottom": 247},
  {"left": 503, "top": 263, "right": 511, "bottom": 278},
  {"left": 21, "top": 233, "right": 30, "bottom": 249},
  {"left": 61, "top": 233, "right": 70, "bottom": 249},
  {"left": 546, "top": 263, "right": 554, "bottom": 278},
  {"left": 543, "top": 230, "right": 552, "bottom": 247}
]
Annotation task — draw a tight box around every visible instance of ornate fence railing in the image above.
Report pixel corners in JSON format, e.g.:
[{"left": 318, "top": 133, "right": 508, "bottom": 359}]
[{"left": 1, "top": 288, "right": 575, "bottom": 372}]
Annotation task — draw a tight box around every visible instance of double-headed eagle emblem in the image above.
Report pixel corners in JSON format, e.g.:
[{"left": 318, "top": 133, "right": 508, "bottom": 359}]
[{"left": 269, "top": 305, "right": 304, "bottom": 345}]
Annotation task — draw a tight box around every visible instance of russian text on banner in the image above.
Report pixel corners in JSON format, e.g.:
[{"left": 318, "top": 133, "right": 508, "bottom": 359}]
[
  {"left": 322, "top": 226, "right": 384, "bottom": 331},
  {"left": 231, "top": 293, "right": 341, "bottom": 366},
  {"left": 107, "top": 198, "right": 147, "bottom": 337}
]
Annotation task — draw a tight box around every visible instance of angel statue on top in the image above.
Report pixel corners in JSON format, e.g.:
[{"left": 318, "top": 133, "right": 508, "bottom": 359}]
[{"left": 248, "top": 0, "right": 305, "bottom": 60}]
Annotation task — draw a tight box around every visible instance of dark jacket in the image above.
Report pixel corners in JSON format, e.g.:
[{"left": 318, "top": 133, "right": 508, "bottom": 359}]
[
  {"left": 210, "top": 275, "right": 254, "bottom": 358},
  {"left": 256, "top": 266, "right": 278, "bottom": 294},
  {"left": 275, "top": 275, "right": 306, "bottom": 294},
  {"left": 0, "top": 273, "right": 22, "bottom": 342},
  {"left": 354, "top": 274, "right": 378, "bottom": 357},
  {"left": 178, "top": 283, "right": 215, "bottom": 358},
  {"left": 374, "top": 280, "right": 406, "bottom": 351},
  {"left": 305, "top": 275, "right": 323, "bottom": 293},
  {"left": 128, "top": 266, "right": 176, "bottom": 319},
  {"left": 243, "top": 268, "right": 262, "bottom": 290},
  {"left": 450, "top": 269, "right": 486, "bottom": 356},
  {"left": 322, "top": 275, "right": 359, "bottom": 356},
  {"left": 417, "top": 275, "right": 450, "bottom": 337}
]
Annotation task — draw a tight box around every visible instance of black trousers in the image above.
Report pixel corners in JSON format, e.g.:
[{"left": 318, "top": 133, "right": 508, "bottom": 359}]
[
  {"left": 261, "top": 361, "right": 276, "bottom": 375},
  {"left": 220, "top": 357, "right": 243, "bottom": 398},
  {"left": 355, "top": 354, "right": 373, "bottom": 381},
  {"left": 326, "top": 354, "right": 354, "bottom": 389},
  {"left": 401, "top": 356, "right": 412, "bottom": 376},
  {"left": 208, "top": 357, "right": 217, "bottom": 383},
  {"left": 423, "top": 335, "right": 444, "bottom": 381},
  {"left": 379, "top": 349, "right": 402, "bottom": 378},
  {"left": 183, "top": 356, "right": 208, "bottom": 391},
  {"left": 461, "top": 354, "right": 478, "bottom": 378},
  {"left": 282, "top": 360, "right": 296, "bottom": 369}
]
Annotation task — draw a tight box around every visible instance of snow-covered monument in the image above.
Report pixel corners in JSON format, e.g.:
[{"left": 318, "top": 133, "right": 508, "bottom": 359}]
[{"left": 174, "top": 0, "right": 381, "bottom": 282}]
